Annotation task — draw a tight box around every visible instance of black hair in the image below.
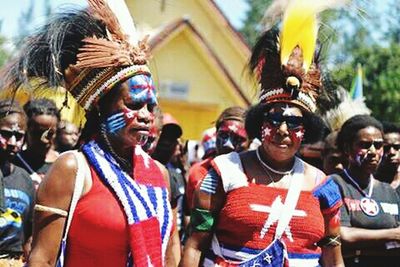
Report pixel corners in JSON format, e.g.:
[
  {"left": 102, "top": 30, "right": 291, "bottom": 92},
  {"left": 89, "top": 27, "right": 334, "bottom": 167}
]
[
  {"left": 337, "top": 114, "right": 383, "bottom": 154},
  {"left": 2, "top": 8, "right": 107, "bottom": 96},
  {"left": 245, "top": 102, "right": 326, "bottom": 144},
  {"left": 381, "top": 121, "right": 400, "bottom": 135},
  {"left": 0, "top": 99, "right": 27, "bottom": 123},
  {"left": 23, "top": 98, "right": 60, "bottom": 121},
  {"left": 79, "top": 82, "right": 123, "bottom": 143},
  {"left": 215, "top": 106, "right": 246, "bottom": 130}
]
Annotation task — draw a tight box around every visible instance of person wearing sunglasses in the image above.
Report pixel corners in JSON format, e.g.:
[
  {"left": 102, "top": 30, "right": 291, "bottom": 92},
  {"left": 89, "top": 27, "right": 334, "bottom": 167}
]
[
  {"left": 331, "top": 115, "right": 400, "bottom": 267},
  {"left": 186, "top": 106, "right": 248, "bottom": 212},
  {"left": 181, "top": 4, "right": 344, "bottom": 266},
  {"left": 13, "top": 99, "right": 60, "bottom": 188},
  {"left": 0, "top": 100, "right": 35, "bottom": 266},
  {"left": 375, "top": 122, "right": 400, "bottom": 189},
  {"left": 3, "top": 2, "right": 178, "bottom": 266}
]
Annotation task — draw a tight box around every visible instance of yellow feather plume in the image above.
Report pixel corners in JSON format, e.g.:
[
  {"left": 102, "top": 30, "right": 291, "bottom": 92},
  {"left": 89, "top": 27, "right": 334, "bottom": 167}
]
[{"left": 280, "top": 0, "right": 318, "bottom": 72}]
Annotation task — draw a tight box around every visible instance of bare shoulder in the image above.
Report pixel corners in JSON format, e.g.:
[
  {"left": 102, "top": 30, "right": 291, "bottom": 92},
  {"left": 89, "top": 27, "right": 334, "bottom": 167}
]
[
  {"left": 301, "top": 159, "right": 326, "bottom": 189},
  {"left": 36, "top": 151, "right": 82, "bottom": 210},
  {"left": 239, "top": 150, "right": 255, "bottom": 161}
]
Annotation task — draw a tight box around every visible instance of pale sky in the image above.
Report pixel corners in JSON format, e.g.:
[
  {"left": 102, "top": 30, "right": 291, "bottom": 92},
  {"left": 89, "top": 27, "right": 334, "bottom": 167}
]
[{"left": 0, "top": 0, "right": 249, "bottom": 42}]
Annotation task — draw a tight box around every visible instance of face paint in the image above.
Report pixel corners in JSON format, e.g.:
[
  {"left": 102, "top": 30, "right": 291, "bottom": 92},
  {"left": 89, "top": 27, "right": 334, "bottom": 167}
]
[
  {"left": 216, "top": 121, "right": 247, "bottom": 153},
  {"left": 104, "top": 107, "right": 140, "bottom": 135},
  {"left": 354, "top": 143, "right": 384, "bottom": 167},
  {"left": 261, "top": 122, "right": 304, "bottom": 144},
  {"left": 261, "top": 124, "right": 275, "bottom": 143},
  {"left": 128, "top": 74, "right": 157, "bottom": 105},
  {"left": 290, "top": 127, "right": 305, "bottom": 143},
  {"left": 218, "top": 121, "right": 247, "bottom": 140}
]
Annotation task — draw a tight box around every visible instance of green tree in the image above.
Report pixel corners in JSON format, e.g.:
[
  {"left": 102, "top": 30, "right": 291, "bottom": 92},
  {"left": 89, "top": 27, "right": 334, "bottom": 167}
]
[
  {"left": 327, "top": 0, "right": 400, "bottom": 123},
  {"left": 240, "top": 0, "right": 272, "bottom": 47},
  {"left": 241, "top": 0, "right": 399, "bottom": 122},
  {"left": 331, "top": 43, "right": 400, "bottom": 123},
  {"left": 0, "top": 21, "right": 10, "bottom": 68}
]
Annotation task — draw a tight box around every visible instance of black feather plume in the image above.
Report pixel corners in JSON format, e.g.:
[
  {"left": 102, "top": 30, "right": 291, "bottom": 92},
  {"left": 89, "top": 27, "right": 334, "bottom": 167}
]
[{"left": 1, "top": 8, "right": 107, "bottom": 96}]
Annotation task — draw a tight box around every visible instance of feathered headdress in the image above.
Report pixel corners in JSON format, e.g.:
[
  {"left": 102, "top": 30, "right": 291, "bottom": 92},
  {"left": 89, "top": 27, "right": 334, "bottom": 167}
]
[
  {"left": 250, "top": 0, "right": 342, "bottom": 113},
  {"left": 323, "top": 86, "right": 371, "bottom": 131},
  {"left": 2, "top": 0, "right": 151, "bottom": 111}
]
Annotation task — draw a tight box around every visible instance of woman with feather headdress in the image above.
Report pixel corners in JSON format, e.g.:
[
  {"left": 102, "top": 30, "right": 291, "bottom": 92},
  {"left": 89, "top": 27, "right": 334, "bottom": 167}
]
[
  {"left": 1, "top": 0, "right": 179, "bottom": 266},
  {"left": 181, "top": 1, "right": 344, "bottom": 266}
]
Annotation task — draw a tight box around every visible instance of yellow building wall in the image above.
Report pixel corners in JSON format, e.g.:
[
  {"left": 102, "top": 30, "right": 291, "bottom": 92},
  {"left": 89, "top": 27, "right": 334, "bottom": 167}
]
[
  {"left": 150, "top": 28, "right": 244, "bottom": 139},
  {"left": 159, "top": 100, "right": 218, "bottom": 140},
  {"left": 128, "top": 0, "right": 255, "bottom": 102}
]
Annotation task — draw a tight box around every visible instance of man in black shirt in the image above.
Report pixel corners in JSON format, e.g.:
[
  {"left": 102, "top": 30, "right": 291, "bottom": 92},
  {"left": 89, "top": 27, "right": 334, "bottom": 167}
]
[{"left": 0, "top": 100, "right": 35, "bottom": 264}]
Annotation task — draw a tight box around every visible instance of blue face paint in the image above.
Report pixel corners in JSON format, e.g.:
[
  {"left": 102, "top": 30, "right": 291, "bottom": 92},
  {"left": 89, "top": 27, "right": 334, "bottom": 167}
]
[
  {"left": 104, "top": 107, "right": 140, "bottom": 135},
  {"left": 104, "top": 74, "right": 157, "bottom": 136},
  {"left": 128, "top": 74, "right": 157, "bottom": 106},
  {"left": 104, "top": 111, "right": 126, "bottom": 135}
]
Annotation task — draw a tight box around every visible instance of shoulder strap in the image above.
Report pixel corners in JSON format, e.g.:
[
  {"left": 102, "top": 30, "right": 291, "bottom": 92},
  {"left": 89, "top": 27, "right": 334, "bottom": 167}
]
[
  {"left": 213, "top": 152, "right": 248, "bottom": 192},
  {"left": 61, "top": 150, "right": 87, "bottom": 241},
  {"left": 275, "top": 157, "right": 304, "bottom": 239}
]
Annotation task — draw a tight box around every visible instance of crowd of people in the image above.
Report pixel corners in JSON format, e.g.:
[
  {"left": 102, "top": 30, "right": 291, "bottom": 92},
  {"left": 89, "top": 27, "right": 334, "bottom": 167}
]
[{"left": 0, "top": 0, "right": 399, "bottom": 267}]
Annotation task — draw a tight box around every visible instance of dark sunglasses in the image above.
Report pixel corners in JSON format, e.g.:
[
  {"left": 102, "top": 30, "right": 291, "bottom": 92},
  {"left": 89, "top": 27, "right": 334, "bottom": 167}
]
[
  {"left": 357, "top": 140, "right": 384, "bottom": 150},
  {"left": 384, "top": 143, "right": 400, "bottom": 152},
  {"left": 0, "top": 129, "right": 25, "bottom": 141},
  {"left": 264, "top": 113, "right": 304, "bottom": 129}
]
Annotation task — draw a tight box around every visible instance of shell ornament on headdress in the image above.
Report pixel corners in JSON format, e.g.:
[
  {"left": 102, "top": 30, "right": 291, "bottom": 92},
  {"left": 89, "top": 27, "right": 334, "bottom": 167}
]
[
  {"left": 2, "top": 0, "right": 152, "bottom": 111},
  {"left": 250, "top": 0, "right": 326, "bottom": 113}
]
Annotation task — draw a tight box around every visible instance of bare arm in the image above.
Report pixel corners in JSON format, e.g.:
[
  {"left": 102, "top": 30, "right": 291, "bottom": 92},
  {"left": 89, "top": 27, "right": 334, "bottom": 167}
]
[
  {"left": 180, "top": 175, "right": 225, "bottom": 267},
  {"left": 321, "top": 210, "right": 345, "bottom": 267},
  {"left": 28, "top": 152, "right": 88, "bottom": 267},
  {"left": 341, "top": 225, "right": 400, "bottom": 249}
]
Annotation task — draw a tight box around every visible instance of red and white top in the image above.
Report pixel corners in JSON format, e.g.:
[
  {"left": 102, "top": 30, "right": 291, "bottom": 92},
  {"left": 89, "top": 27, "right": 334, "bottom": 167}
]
[{"left": 201, "top": 152, "right": 342, "bottom": 267}]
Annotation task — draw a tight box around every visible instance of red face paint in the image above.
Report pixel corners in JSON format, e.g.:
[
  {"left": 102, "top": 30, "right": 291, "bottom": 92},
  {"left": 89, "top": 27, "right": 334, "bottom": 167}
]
[
  {"left": 261, "top": 122, "right": 304, "bottom": 143},
  {"left": 122, "top": 107, "right": 139, "bottom": 126},
  {"left": 289, "top": 127, "right": 305, "bottom": 143},
  {"left": 218, "top": 120, "right": 247, "bottom": 140}
]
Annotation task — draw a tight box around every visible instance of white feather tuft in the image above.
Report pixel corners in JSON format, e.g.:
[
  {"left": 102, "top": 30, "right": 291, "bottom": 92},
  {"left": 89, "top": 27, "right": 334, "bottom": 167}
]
[{"left": 323, "top": 86, "right": 371, "bottom": 131}]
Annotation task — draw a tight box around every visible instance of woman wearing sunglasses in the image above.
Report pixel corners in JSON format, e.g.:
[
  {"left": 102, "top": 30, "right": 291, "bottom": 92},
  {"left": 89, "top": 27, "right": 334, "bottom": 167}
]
[
  {"left": 181, "top": 3, "right": 344, "bottom": 266},
  {"left": 3, "top": 1, "right": 178, "bottom": 266},
  {"left": 0, "top": 100, "right": 35, "bottom": 266},
  {"left": 332, "top": 115, "right": 400, "bottom": 266}
]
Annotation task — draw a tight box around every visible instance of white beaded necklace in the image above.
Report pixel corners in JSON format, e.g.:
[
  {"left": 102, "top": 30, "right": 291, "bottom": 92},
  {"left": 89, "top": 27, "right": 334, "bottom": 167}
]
[{"left": 256, "top": 148, "right": 294, "bottom": 175}]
